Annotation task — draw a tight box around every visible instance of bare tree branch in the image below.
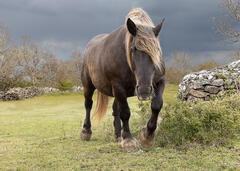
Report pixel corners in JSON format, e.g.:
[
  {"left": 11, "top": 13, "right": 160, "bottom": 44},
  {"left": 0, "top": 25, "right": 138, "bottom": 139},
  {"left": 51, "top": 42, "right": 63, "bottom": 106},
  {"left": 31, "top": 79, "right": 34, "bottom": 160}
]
[
  {"left": 213, "top": 0, "right": 240, "bottom": 45},
  {"left": 0, "top": 24, "right": 9, "bottom": 55},
  {"left": 171, "top": 52, "right": 194, "bottom": 75}
]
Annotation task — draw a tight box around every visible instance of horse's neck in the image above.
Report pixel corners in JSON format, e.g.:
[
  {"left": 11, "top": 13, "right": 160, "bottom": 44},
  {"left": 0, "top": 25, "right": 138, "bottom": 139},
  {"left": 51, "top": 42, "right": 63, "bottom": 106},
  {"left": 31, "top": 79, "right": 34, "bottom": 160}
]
[{"left": 108, "top": 26, "right": 128, "bottom": 61}]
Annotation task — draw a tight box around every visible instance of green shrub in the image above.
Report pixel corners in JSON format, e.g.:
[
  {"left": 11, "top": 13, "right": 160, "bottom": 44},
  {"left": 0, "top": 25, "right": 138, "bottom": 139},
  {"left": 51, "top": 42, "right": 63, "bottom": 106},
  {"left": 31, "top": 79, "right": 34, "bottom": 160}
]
[
  {"left": 215, "top": 73, "right": 227, "bottom": 79},
  {"left": 57, "top": 80, "right": 74, "bottom": 91},
  {"left": 15, "top": 81, "right": 33, "bottom": 88},
  {"left": 137, "top": 95, "right": 240, "bottom": 147}
]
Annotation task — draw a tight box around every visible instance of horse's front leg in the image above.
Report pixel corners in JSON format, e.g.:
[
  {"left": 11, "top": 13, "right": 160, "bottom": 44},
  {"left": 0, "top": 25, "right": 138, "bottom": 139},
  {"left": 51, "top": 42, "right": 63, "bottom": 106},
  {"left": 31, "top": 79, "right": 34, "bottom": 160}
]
[
  {"left": 139, "top": 79, "right": 165, "bottom": 147},
  {"left": 113, "top": 85, "right": 138, "bottom": 151}
]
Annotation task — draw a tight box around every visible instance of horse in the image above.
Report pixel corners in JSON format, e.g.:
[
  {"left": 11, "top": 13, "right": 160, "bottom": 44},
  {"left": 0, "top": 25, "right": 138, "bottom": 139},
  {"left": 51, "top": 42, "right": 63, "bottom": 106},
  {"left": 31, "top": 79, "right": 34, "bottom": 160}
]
[{"left": 80, "top": 8, "right": 165, "bottom": 151}]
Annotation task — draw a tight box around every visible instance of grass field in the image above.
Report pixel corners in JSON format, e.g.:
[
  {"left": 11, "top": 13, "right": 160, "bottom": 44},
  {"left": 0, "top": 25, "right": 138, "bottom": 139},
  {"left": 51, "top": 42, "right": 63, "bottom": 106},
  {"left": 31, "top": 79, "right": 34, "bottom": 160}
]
[{"left": 0, "top": 85, "right": 239, "bottom": 170}]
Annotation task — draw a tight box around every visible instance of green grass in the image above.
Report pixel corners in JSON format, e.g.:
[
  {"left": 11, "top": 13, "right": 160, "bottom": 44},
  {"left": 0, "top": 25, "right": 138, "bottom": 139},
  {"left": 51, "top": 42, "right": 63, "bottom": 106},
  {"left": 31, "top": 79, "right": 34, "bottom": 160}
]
[{"left": 0, "top": 85, "right": 239, "bottom": 170}]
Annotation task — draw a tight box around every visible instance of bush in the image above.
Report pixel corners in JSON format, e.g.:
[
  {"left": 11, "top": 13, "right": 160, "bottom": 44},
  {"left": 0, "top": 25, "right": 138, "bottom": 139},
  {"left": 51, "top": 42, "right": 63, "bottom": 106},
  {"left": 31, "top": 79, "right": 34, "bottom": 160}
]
[
  {"left": 0, "top": 77, "right": 29, "bottom": 91},
  {"left": 165, "top": 67, "right": 183, "bottom": 85},
  {"left": 0, "top": 78, "right": 15, "bottom": 91},
  {"left": 195, "top": 61, "right": 219, "bottom": 71},
  {"left": 137, "top": 95, "right": 240, "bottom": 147},
  {"left": 15, "top": 81, "right": 33, "bottom": 88},
  {"left": 57, "top": 80, "right": 74, "bottom": 91}
]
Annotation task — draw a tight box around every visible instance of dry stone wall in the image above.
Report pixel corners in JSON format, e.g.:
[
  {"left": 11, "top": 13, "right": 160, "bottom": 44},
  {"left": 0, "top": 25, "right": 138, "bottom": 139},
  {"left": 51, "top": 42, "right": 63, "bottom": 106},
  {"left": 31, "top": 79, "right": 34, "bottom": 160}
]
[
  {"left": 72, "top": 86, "right": 83, "bottom": 93},
  {"left": 0, "top": 87, "right": 60, "bottom": 101},
  {"left": 178, "top": 60, "right": 240, "bottom": 102}
]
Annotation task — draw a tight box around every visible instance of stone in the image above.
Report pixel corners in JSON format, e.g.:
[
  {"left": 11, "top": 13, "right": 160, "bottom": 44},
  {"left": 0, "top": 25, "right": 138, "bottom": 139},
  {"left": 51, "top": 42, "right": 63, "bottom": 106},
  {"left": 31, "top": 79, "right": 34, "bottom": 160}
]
[
  {"left": 204, "top": 86, "right": 220, "bottom": 94},
  {"left": 189, "top": 89, "right": 209, "bottom": 98},
  {"left": 72, "top": 86, "right": 83, "bottom": 93},
  {"left": 201, "top": 80, "right": 211, "bottom": 85},
  {"left": 227, "top": 79, "right": 233, "bottom": 85},
  {"left": 187, "top": 95, "right": 199, "bottom": 102},
  {"left": 0, "top": 87, "right": 61, "bottom": 101},
  {"left": 3, "top": 92, "right": 19, "bottom": 101},
  {"left": 204, "top": 96, "right": 210, "bottom": 101},
  {"left": 208, "top": 74, "right": 214, "bottom": 80},
  {"left": 193, "top": 82, "right": 202, "bottom": 89},
  {"left": 0, "top": 86, "right": 85, "bottom": 101},
  {"left": 0, "top": 91, "right": 4, "bottom": 101},
  {"left": 228, "top": 60, "right": 240, "bottom": 69},
  {"left": 212, "top": 79, "right": 224, "bottom": 86},
  {"left": 178, "top": 60, "right": 240, "bottom": 102}
]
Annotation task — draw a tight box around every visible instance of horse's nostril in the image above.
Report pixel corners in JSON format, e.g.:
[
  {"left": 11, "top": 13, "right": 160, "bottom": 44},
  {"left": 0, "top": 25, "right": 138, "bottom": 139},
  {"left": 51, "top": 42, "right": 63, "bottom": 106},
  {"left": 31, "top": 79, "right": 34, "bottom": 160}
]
[{"left": 136, "top": 85, "right": 153, "bottom": 96}]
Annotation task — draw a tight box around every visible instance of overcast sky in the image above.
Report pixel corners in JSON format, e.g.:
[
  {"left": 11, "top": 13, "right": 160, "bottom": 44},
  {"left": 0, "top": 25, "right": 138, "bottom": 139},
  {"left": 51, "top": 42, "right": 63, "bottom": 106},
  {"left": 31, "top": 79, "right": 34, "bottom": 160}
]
[{"left": 0, "top": 0, "right": 238, "bottom": 65}]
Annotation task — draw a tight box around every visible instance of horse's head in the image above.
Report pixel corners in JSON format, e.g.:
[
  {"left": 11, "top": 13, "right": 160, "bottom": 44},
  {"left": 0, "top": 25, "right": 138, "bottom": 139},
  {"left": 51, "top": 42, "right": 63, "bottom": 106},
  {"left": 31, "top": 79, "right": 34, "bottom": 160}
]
[{"left": 126, "top": 18, "right": 165, "bottom": 101}]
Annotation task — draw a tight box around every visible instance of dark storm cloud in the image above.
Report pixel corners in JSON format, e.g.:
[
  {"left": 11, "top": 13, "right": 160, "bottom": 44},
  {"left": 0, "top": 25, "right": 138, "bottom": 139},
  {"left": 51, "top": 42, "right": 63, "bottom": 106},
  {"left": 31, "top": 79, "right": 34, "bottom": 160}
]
[{"left": 0, "top": 0, "right": 236, "bottom": 64}]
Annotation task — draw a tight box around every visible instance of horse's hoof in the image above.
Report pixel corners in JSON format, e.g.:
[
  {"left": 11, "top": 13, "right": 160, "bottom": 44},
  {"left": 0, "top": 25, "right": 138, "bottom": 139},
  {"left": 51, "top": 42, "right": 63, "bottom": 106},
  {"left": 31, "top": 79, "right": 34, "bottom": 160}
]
[
  {"left": 121, "top": 138, "right": 139, "bottom": 151},
  {"left": 139, "top": 127, "right": 154, "bottom": 148},
  {"left": 115, "top": 136, "right": 122, "bottom": 143},
  {"left": 80, "top": 128, "right": 92, "bottom": 141}
]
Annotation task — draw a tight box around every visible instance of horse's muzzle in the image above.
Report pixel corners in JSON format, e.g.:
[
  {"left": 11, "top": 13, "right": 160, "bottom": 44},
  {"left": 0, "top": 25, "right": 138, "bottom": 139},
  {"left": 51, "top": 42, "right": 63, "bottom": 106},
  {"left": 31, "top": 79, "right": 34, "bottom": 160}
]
[{"left": 135, "top": 85, "right": 154, "bottom": 101}]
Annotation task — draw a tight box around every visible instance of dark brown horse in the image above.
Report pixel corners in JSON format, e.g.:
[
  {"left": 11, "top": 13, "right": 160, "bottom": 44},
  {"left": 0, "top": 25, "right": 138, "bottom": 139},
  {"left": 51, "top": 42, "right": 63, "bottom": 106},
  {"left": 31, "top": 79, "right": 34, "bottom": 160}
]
[{"left": 80, "top": 8, "right": 165, "bottom": 151}]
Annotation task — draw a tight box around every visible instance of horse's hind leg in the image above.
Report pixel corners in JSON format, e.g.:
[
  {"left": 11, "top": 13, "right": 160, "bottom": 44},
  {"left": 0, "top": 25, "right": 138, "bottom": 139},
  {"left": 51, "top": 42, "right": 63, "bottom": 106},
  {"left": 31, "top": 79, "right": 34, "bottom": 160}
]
[
  {"left": 112, "top": 99, "right": 121, "bottom": 142},
  {"left": 80, "top": 80, "right": 95, "bottom": 141},
  {"left": 113, "top": 85, "right": 138, "bottom": 151}
]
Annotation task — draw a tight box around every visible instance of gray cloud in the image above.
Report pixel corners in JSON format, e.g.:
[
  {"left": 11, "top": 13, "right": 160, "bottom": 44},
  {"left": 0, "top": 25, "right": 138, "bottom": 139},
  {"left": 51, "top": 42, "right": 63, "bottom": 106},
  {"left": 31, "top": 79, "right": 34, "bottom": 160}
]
[{"left": 0, "top": 0, "right": 237, "bottom": 64}]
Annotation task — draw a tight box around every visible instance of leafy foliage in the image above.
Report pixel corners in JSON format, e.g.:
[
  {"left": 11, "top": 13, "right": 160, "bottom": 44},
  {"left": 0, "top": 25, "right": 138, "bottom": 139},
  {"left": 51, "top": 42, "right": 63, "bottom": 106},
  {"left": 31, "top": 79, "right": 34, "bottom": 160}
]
[
  {"left": 196, "top": 61, "right": 219, "bottom": 71},
  {"left": 166, "top": 52, "right": 219, "bottom": 85},
  {"left": 57, "top": 80, "right": 74, "bottom": 91},
  {"left": 138, "top": 95, "right": 240, "bottom": 147},
  {"left": 165, "top": 67, "right": 183, "bottom": 85}
]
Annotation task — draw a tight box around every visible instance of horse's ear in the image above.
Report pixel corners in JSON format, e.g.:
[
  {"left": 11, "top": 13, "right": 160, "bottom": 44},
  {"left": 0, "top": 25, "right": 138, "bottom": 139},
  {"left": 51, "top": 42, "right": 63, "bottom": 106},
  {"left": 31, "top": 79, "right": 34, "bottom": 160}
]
[
  {"left": 127, "top": 18, "right": 137, "bottom": 36},
  {"left": 153, "top": 18, "right": 165, "bottom": 37}
]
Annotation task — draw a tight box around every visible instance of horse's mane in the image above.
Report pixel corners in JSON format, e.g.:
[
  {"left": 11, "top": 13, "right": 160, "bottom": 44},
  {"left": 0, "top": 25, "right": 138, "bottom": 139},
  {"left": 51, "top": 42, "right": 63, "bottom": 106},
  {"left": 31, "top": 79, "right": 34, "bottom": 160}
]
[{"left": 125, "top": 8, "right": 165, "bottom": 73}]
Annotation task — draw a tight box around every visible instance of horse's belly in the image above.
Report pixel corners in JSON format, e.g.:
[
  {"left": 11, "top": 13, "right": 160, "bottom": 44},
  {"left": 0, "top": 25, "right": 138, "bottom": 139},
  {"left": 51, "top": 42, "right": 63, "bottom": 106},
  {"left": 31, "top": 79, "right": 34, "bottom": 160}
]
[
  {"left": 94, "top": 82, "right": 113, "bottom": 97},
  {"left": 88, "top": 69, "right": 113, "bottom": 96}
]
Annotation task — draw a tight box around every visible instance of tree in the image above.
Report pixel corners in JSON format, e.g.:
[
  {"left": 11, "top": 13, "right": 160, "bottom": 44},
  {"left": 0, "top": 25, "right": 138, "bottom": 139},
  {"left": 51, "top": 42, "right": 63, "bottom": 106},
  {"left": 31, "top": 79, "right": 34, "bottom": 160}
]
[
  {"left": 165, "top": 67, "right": 183, "bottom": 85},
  {"left": 213, "top": 0, "right": 240, "bottom": 44},
  {"left": 39, "top": 49, "right": 59, "bottom": 87},
  {"left": 56, "top": 60, "right": 72, "bottom": 83},
  {"left": 70, "top": 49, "right": 83, "bottom": 85},
  {"left": 232, "top": 50, "right": 240, "bottom": 60},
  {"left": 171, "top": 52, "right": 194, "bottom": 75},
  {"left": 17, "top": 37, "right": 44, "bottom": 86},
  {"left": 196, "top": 61, "right": 219, "bottom": 71},
  {"left": 0, "top": 24, "right": 9, "bottom": 55},
  {"left": 0, "top": 24, "right": 84, "bottom": 89},
  {"left": 0, "top": 46, "right": 21, "bottom": 90},
  {"left": 0, "top": 25, "right": 21, "bottom": 90},
  {"left": 165, "top": 52, "right": 194, "bottom": 85}
]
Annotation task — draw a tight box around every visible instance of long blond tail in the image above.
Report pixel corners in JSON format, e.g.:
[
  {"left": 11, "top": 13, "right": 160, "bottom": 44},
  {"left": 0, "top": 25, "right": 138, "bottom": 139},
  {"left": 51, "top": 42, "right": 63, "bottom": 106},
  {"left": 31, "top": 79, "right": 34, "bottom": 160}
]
[{"left": 92, "top": 91, "right": 109, "bottom": 124}]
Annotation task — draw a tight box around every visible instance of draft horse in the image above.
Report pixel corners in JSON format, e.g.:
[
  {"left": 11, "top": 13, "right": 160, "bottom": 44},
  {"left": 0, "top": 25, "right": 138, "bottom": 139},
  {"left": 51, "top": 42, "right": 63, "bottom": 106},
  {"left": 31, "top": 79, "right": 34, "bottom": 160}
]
[{"left": 80, "top": 8, "right": 165, "bottom": 151}]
